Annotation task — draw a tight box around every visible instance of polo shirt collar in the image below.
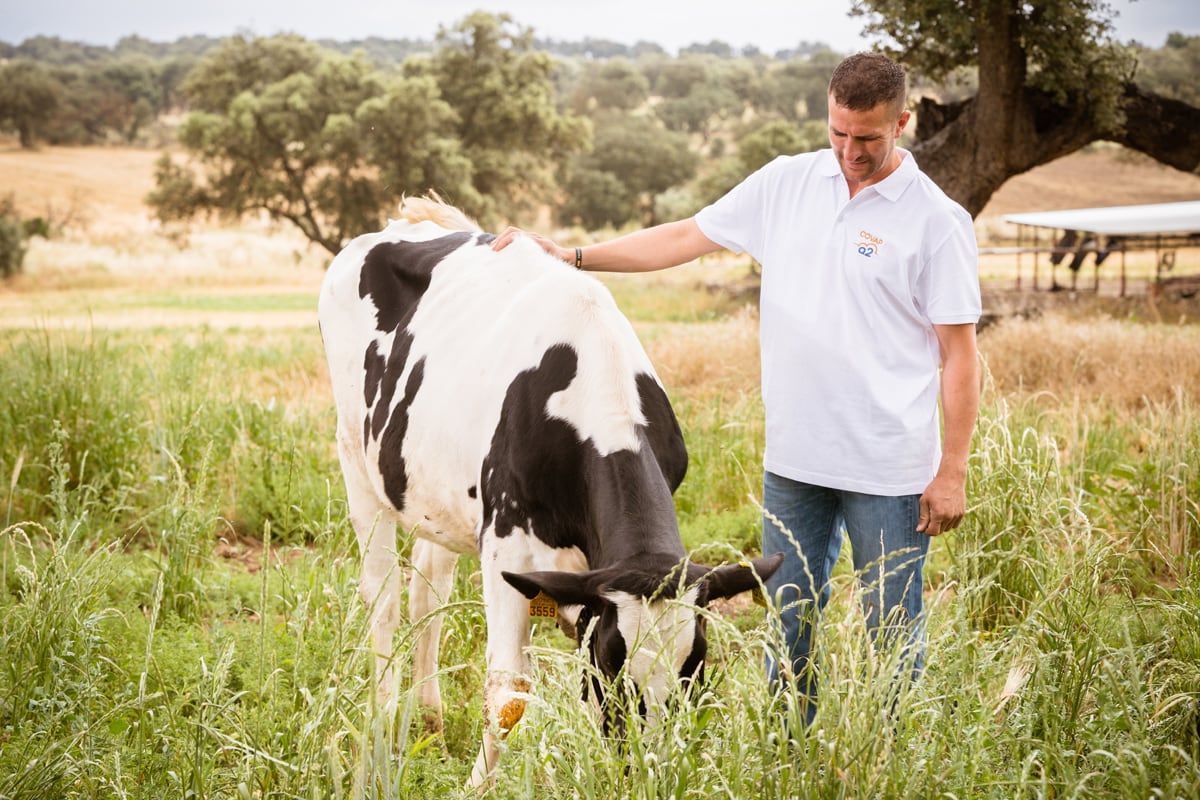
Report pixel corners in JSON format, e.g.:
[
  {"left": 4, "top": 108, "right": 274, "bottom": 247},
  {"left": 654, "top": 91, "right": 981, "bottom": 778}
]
[{"left": 819, "top": 147, "right": 919, "bottom": 202}]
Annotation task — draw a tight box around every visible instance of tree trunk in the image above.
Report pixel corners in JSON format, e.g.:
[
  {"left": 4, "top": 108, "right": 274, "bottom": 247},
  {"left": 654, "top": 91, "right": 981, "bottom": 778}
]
[{"left": 908, "top": 10, "right": 1200, "bottom": 218}]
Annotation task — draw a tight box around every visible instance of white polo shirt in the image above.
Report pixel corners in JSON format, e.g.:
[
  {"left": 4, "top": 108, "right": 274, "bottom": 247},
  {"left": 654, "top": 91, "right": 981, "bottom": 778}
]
[{"left": 695, "top": 148, "right": 981, "bottom": 495}]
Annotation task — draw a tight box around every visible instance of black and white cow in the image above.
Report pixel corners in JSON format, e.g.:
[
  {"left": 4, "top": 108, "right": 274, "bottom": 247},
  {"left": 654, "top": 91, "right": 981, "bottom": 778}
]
[{"left": 317, "top": 197, "right": 781, "bottom": 786}]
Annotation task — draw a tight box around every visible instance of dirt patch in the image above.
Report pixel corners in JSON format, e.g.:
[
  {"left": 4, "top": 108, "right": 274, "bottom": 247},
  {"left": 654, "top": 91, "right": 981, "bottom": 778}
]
[{"left": 980, "top": 285, "right": 1200, "bottom": 328}]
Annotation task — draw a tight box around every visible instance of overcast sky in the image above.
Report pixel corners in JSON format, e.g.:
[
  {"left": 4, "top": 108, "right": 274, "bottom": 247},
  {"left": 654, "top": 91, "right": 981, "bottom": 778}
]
[
  {"left": 2, "top": 0, "right": 1196, "bottom": 53},
  {"left": 0, "top": 0, "right": 1195, "bottom": 53}
]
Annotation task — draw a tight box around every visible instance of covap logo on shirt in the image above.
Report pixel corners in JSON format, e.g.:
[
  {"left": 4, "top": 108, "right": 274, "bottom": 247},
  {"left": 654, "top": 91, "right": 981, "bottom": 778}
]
[{"left": 855, "top": 230, "right": 883, "bottom": 258}]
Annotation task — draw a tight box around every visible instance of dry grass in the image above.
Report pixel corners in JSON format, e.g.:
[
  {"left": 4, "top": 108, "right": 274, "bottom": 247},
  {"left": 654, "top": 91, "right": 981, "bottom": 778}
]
[
  {"left": 978, "top": 310, "right": 1200, "bottom": 408},
  {"left": 0, "top": 142, "right": 160, "bottom": 223},
  {"left": 639, "top": 306, "right": 761, "bottom": 405}
]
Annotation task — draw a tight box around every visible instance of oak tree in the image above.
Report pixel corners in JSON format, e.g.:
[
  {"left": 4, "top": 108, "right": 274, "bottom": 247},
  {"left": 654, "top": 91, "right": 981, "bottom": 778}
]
[
  {"left": 0, "top": 61, "right": 63, "bottom": 148},
  {"left": 413, "top": 12, "right": 590, "bottom": 223},
  {"left": 853, "top": 0, "right": 1200, "bottom": 215},
  {"left": 148, "top": 35, "right": 470, "bottom": 254},
  {"left": 148, "top": 16, "right": 588, "bottom": 254}
]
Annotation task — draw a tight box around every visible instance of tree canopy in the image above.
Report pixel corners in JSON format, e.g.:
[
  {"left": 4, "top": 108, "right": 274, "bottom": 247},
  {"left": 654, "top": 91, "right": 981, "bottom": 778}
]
[
  {"left": 146, "top": 17, "right": 588, "bottom": 254},
  {"left": 148, "top": 36, "right": 463, "bottom": 254},
  {"left": 853, "top": 0, "right": 1200, "bottom": 215},
  {"left": 0, "top": 61, "right": 61, "bottom": 148},
  {"left": 414, "top": 12, "right": 590, "bottom": 223}
]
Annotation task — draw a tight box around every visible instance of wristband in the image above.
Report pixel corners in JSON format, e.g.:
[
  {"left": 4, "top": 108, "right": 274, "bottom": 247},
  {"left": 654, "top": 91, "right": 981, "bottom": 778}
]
[{"left": 574, "top": 247, "right": 583, "bottom": 269}]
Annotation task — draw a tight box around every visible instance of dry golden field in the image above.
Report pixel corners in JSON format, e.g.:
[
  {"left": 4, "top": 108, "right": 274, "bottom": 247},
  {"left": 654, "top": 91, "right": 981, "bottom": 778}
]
[
  {"left": 5, "top": 140, "right": 1197, "bottom": 231},
  {"left": 977, "top": 145, "right": 1200, "bottom": 219},
  {"left": 3, "top": 139, "right": 1198, "bottom": 293},
  {"left": 4, "top": 139, "right": 1200, "bottom": 408}
]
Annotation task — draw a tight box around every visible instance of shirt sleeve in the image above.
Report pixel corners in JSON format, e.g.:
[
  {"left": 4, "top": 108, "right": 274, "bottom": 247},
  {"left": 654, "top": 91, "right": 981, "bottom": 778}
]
[
  {"left": 695, "top": 156, "right": 787, "bottom": 260},
  {"left": 918, "top": 205, "right": 982, "bottom": 325}
]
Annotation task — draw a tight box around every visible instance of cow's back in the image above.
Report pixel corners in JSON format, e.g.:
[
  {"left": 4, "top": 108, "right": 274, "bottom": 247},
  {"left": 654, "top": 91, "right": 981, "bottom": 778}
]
[{"left": 318, "top": 221, "right": 681, "bottom": 555}]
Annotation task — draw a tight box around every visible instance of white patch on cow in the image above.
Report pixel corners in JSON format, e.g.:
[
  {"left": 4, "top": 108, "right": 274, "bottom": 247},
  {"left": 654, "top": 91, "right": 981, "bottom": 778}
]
[
  {"left": 607, "top": 586, "right": 701, "bottom": 711},
  {"left": 539, "top": 286, "right": 648, "bottom": 456},
  {"left": 414, "top": 236, "right": 656, "bottom": 459}
]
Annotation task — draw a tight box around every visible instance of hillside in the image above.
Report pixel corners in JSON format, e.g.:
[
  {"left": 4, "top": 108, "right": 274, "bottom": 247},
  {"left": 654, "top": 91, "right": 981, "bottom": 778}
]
[
  {"left": 2, "top": 140, "right": 1198, "bottom": 238},
  {"left": 977, "top": 144, "right": 1200, "bottom": 222}
]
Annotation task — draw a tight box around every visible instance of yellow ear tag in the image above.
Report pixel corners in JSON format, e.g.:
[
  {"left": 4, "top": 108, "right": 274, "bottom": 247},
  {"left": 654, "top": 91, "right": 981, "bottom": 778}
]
[
  {"left": 528, "top": 591, "right": 558, "bottom": 619},
  {"left": 740, "top": 561, "right": 768, "bottom": 608}
]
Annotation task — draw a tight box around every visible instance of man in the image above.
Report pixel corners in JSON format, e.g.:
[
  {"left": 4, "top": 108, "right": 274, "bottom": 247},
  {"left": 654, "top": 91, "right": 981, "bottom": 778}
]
[{"left": 491, "top": 52, "right": 981, "bottom": 724}]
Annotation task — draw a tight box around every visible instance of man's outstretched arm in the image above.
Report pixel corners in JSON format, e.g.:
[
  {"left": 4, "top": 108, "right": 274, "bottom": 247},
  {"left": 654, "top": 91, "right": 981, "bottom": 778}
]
[{"left": 491, "top": 217, "right": 722, "bottom": 273}]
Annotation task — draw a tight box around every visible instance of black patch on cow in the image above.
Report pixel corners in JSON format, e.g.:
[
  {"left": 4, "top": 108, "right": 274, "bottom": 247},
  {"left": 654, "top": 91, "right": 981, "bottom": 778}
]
[
  {"left": 358, "top": 232, "right": 473, "bottom": 332},
  {"left": 480, "top": 344, "right": 589, "bottom": 546},
  {"left": 376, "top": 353, "right": 426, "bottom": 511},
  {"left": 636, "top": 374, "right": 688, "bottom": 493},
  {"left": 474, "top": 232, "right": 498, "bottom": 247},
  {"left": 480, "top": 346, "right": 690, "bottom": 570},
  {"left": 588, "top": 603, "right": 629, "bottom": 734},
  {"left": 679, "top": 619, "right": 707, "bottom": 688},
  {"left": 366, "top": 330, "right": 416, "bottom": 441},
  {"left": 363, "top": 340, "right": 387, "bottom": 409}
]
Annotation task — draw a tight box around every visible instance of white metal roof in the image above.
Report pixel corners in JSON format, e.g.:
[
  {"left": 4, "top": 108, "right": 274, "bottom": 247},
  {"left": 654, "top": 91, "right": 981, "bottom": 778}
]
[{"left": 1003, "top": 200, "right": 1200, "bottom": 236}]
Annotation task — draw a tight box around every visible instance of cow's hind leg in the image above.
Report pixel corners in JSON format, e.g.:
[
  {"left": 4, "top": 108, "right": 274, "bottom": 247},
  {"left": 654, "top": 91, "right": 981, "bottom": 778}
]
[
  {"left": 337, "top": 435, "right": 403, "bottom": 706},
  {"left": 409, "top": 537, "right": 458, "bottom": 732}
]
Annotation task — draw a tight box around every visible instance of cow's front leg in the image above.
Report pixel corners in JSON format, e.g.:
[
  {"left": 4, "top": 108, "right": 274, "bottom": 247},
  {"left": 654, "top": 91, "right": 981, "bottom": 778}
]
[
  {"left": 409, "top": 537, "right": 458, "bottom": 732},
  {"left": 469, "top": 537, "right": 533, "bottom": 789}
]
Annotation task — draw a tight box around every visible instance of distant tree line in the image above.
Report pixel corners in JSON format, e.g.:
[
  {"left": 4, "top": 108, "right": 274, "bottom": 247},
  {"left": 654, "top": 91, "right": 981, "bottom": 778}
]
[
  {"left": 1, "top": 14, "right": 865, "bottom": 243},
  {"left": 1, "top": 3, "right": 1198, "bottom": 260}
]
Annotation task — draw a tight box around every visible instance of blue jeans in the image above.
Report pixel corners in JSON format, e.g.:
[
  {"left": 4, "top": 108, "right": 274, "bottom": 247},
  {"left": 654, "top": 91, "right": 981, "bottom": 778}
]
[{"left": 761, "top": 471, "right": 929, "bottom": 724}]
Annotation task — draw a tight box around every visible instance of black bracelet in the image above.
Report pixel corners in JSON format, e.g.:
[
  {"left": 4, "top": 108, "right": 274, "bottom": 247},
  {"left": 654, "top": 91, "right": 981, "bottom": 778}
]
[{"left": 574, "top": 247, "right": 583, "bottom": 269}]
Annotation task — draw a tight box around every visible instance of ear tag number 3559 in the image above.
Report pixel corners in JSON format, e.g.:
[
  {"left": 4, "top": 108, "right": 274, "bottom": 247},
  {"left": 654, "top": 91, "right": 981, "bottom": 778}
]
[{"left": 528, "top": 592, "right": 558, "bottom": 619}]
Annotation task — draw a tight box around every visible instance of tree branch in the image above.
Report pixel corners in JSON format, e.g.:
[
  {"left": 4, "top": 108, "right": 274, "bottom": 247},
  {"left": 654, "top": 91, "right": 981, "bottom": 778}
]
[
  {"left": 1110, "top": 83, "right": 1200, "bottom": 173},
  {"left": 911, "top": 82, "right": 1200, "bottom": 217}
]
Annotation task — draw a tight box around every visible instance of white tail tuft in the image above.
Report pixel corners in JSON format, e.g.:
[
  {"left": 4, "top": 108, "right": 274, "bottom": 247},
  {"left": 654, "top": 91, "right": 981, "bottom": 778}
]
[{"left": 398, "top": 192, "right": 481, "bottom": 232}]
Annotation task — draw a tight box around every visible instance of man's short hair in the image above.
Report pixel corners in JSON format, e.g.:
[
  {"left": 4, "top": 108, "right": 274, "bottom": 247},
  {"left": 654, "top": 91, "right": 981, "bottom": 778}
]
[{"left": 828, "top": 52, "right": 908, "bottom": 117}]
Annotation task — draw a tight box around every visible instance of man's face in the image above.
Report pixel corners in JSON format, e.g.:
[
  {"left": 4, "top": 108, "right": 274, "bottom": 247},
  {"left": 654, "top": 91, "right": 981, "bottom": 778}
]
[{"left": 827, "top": 96, "right": 911, "bottom": 189}]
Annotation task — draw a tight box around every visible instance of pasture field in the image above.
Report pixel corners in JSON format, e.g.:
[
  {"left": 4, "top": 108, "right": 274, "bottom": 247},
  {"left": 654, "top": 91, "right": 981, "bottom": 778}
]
[{"left": 1, "top": 145, "right": 1200, "bottom": 798}]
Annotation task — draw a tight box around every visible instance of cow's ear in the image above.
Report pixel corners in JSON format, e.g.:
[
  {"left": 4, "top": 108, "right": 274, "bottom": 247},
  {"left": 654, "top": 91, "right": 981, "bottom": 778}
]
[
  {"left": 701, "top": 553, "right": 784, "bottom": 602},
  {"left": 502, "top": 569, "right": 610, "bottom": 608}
]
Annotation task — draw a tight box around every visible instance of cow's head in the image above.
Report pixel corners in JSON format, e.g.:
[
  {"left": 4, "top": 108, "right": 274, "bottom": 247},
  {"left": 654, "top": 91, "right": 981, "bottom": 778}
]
[{"left": 502, "top": 552, "right": 783, "bottom": 730}]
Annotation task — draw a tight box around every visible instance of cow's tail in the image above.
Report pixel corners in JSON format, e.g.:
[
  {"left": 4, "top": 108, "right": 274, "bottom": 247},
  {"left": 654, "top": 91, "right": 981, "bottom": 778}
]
[{"left": 399, "top": 192, "right": 481, "bottom": 233}]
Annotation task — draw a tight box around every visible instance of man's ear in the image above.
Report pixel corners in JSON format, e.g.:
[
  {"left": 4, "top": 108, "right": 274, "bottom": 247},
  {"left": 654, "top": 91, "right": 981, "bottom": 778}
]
[
  {"left": 701, "top": 553, "right": 784, "bottom": 602},
  {"left": 502, "top": 569, "right": 611, "bottom": 607}
]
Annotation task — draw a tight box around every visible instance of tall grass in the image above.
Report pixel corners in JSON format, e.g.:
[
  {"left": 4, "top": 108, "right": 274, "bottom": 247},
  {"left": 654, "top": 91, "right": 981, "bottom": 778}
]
[
  {"left": 1, "top": 310, "right": 1199, "bottom": 798},
  {"left": 0, "top": 326, "right": 336, "bottom": 544}
]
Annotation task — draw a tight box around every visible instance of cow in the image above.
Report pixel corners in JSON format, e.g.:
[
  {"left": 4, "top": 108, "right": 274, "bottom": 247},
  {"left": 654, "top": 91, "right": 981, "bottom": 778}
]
[{"left": 316, "top": 196, "right": 781, "bottom": 787}]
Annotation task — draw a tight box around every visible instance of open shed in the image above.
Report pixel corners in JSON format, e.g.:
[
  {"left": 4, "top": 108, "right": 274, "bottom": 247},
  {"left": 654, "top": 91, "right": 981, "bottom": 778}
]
[{"left": 997, "top": 200, "right": 1200, "bottom": 296}]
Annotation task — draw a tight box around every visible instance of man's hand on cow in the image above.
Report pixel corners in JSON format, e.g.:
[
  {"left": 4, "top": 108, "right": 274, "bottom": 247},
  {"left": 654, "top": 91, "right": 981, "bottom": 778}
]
[
  {"left": 492, "top": 226, "right": 572, "bottom": 265},
  {"left": 916, "top": 470, "right": 966, "bottom": 537}
]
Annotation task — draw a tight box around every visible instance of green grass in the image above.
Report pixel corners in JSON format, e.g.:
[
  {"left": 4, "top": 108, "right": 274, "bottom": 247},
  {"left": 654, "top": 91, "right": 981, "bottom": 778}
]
[{"left": 1, "top": 312, "right": 1199, "bottom": 798}]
